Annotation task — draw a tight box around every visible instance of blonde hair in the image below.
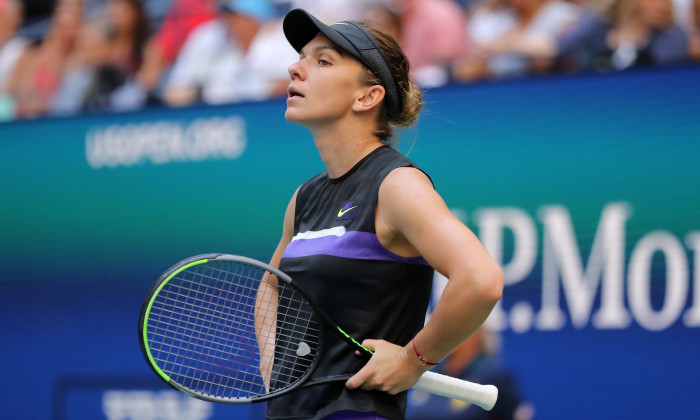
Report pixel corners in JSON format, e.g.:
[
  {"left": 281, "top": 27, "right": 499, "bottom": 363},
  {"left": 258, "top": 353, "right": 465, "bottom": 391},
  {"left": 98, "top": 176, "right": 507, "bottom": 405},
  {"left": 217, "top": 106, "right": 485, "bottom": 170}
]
[{"left": 355, "top": 21, "right": 423, "bottom": 145}]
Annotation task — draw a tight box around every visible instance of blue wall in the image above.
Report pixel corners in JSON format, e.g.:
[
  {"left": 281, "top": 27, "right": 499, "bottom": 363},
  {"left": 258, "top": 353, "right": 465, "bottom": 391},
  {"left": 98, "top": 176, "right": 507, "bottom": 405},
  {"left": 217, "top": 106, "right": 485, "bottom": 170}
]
[{"left": 1, "top": 65, "right": 699, "bottom": 419}]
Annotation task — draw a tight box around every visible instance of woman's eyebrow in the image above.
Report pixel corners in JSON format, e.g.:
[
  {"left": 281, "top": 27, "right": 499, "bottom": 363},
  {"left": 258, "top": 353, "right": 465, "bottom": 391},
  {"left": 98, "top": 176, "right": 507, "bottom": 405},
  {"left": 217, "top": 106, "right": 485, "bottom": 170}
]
[{"left": 300, "top": 43, "right": 342, "bottom": 59}]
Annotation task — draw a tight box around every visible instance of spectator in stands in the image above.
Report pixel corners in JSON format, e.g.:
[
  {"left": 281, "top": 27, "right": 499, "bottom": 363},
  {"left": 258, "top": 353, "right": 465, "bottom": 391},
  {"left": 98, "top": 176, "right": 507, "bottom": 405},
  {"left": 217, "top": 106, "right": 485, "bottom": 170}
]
[
  {"left": 453, "top": 0, "right": 517, "bottom": 81},
  {"left": 0, "top": 0, "right": 28, "bottom": 120},
  {"left": 685, "top": 0, "right": 700, "bottom": 60},
  {"left": 397, "top": 0, "right": 468, "bottom": 87},
  {"left": 49, "top": 18, "right": 106, "bottom": 115},
  {"left": 363, "top": 2, "right": 404, "bottom": 45},
  {"left": 162, "top": 0, "right": 296, "bottom": 107},
  {"left": 473, "top": 0, "right": 688, "bottom": 73},
  {"left": 454, "top": 0, "right": 580, "bottom": 81},
  {"left": 287, "top": 0, "right": 368, "bottom": 22},
  {"left": 406, "top": 327, "right": 533, "bottom": 420},
  {"left": 0, "top": 0, "right": 27, "bottom": 90},
  {"left": 136, "top": 0, "right": 217, "bottom": 100},
  {"left": 51, "top": 0, "right": 150, "bottom": 114},
  {"left": 101, "top": 0, "right": 149, "bottom": 75},
  {"left": 5, "top": 0, "right": 82, "bottom": 118}
]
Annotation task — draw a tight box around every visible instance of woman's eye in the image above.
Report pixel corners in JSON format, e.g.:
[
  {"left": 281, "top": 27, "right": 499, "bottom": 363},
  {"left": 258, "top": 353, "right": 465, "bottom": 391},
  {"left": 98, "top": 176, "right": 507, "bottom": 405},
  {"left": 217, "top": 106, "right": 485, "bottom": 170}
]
[{"left": 319, "top": 59, "right": 330, "bottom": 66}]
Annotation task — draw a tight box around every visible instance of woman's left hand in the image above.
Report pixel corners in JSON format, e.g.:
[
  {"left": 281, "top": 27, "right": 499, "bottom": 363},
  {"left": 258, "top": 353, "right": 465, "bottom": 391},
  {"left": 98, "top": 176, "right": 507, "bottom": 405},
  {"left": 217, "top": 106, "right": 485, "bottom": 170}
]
[{"left": 345, "top": 339, "right": 429, "bottom": 394}]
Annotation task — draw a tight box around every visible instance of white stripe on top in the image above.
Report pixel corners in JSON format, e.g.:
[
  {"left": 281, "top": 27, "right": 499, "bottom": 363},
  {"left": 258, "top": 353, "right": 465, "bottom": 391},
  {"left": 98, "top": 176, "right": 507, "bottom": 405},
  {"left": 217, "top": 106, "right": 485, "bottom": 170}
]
[{"left": 291, "top": 226, "right": 346, "bottom": 242}]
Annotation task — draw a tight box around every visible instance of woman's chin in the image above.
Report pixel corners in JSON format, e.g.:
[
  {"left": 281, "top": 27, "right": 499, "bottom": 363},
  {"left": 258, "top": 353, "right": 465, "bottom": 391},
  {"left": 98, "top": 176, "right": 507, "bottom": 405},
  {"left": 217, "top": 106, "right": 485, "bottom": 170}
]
[{"left": 284, "top": 109, "right": 304, "bottom": 124}]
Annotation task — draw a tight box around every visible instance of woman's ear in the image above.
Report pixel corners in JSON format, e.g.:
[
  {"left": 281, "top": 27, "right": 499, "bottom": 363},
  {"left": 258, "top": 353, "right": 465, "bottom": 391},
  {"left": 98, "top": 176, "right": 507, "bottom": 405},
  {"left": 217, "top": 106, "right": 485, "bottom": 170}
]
[{"left": 353, "top": 85, "right": 386, "bottom": 113}]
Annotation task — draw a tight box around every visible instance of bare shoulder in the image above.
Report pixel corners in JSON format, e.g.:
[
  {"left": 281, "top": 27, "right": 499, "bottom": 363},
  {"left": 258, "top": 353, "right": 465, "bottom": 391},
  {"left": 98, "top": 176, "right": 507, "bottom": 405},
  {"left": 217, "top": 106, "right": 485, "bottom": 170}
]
[
  {"left": 379, "top": 166, "right": 435, "bottom": 200},
  {"left": 376, "top": 166, "right": 440, "bottom": 257},
  {"left": 379, "top": 165, "right": 445, "bottom": 213},
  {"left": 282, "top": 187, "right": 300, "bottom": 234},
  {"left": 377, "top": 166, "right": 450, "bottom": 242}
]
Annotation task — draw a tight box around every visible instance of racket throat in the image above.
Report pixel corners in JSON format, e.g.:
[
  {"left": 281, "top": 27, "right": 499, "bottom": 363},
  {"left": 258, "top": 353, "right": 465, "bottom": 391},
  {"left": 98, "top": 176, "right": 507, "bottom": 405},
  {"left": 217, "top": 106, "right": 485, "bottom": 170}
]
[{"left": 336, "top": 326, "right": 374, "bottom": 357}]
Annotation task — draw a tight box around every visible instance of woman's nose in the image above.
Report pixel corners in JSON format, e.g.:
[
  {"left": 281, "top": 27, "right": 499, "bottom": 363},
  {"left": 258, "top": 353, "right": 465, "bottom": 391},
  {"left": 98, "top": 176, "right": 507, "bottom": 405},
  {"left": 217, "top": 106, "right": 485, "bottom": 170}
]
[{"left": 288, "top": 59, "right": 305, "bottom": 80}]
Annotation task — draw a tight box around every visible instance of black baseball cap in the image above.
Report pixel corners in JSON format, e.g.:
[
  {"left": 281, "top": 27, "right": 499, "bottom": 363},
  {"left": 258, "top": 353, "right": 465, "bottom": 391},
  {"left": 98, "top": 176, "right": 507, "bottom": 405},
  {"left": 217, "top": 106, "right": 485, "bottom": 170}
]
[{"left": 283, "top": 8, "right": 402, "bottom": 119}]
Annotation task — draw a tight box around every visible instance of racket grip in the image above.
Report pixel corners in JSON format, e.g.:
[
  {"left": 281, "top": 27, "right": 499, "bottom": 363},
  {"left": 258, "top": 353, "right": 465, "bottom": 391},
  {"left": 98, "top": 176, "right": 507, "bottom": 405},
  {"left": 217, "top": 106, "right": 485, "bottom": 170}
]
[{"left": 414, "top": 371, "right": 498, "bottom": 411}]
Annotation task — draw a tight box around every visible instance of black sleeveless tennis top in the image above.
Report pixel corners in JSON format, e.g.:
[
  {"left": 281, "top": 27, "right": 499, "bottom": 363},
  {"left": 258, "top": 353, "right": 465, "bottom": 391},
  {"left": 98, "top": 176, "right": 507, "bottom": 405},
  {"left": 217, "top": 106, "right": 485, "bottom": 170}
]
[{"left": 267, "top": 146, "right": 434, "bottom": 420}]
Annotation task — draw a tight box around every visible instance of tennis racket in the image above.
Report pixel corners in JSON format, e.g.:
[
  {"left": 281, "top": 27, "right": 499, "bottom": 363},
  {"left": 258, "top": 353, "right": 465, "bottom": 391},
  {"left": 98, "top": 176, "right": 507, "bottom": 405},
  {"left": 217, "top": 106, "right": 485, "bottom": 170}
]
[{"left": 138, "top": 253, "right": 498, "bottom": 410}]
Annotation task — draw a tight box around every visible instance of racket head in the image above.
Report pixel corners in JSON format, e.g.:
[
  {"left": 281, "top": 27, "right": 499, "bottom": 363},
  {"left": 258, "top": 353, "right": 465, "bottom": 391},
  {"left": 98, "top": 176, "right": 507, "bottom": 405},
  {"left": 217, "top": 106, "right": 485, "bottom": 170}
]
[{"left": 138, "top": 254, "right": 325, "bottom": 403}]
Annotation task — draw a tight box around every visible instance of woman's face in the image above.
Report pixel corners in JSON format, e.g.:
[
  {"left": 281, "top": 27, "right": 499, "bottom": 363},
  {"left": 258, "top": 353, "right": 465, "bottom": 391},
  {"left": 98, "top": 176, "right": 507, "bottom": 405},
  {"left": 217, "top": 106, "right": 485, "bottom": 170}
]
[{"left": 285, "top": 34, "right": 368, "bottom": 127}]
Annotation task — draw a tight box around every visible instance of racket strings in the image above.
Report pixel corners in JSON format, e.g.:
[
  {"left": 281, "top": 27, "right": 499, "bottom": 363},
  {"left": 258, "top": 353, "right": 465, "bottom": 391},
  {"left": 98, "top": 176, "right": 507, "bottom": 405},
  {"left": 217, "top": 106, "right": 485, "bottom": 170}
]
[
  {"left": 145, "top": 260, "right": 322, "bottom": 400},
  {"left": 269, "top": 282, "right": 319, "bottom": 389},
  {"left": 150, "top": 263, "right": 270, "bottom": 397},
  {"left": 157, "top": 263, "right": 263, "bottom": 396},
  {"left": 149, "top": 291, "right": 318, "bottom": 385},
  {"left": 150, "top": 278, "right": 321, "bottom": 338},
  {"left": 150, "top": 286, "right": 320, "bottom": 347},
  {"left": 156, "top": 263, "right": 256, "bottom": 396}
]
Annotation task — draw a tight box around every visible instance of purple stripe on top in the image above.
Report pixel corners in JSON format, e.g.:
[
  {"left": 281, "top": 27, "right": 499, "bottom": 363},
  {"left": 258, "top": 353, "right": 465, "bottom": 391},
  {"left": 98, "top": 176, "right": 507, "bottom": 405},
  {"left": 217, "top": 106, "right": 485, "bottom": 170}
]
[{"left": 282, "top": 230, "right": 430, "bottom": 266}]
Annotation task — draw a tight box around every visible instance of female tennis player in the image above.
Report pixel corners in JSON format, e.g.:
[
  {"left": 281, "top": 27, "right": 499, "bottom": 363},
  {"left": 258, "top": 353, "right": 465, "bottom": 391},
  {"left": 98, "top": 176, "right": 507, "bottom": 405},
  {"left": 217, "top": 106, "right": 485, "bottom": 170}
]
[{"left": 265, "top": 9, "right": 504, "bottom": 420}]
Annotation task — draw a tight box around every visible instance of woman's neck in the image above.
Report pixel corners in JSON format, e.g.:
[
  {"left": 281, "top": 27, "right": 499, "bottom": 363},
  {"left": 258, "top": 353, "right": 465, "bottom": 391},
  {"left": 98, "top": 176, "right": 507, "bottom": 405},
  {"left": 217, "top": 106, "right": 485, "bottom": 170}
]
[{"left": 310, "top": 121, "right": 384, "bottom": 179}]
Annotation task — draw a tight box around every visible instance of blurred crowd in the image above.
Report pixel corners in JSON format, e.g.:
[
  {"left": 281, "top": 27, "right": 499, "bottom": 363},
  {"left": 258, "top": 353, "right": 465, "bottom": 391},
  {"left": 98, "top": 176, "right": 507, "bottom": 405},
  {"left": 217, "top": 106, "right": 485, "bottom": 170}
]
[{"left": 0, "top": 0, "right": 698, "bottom": 121}]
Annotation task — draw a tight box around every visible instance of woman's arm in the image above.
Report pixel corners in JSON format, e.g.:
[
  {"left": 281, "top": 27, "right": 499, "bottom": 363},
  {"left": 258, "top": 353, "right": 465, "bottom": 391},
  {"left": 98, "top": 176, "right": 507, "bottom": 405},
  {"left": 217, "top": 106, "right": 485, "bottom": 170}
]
[
  {"left": 346, "top": 167, "right": 504, "bottom": 393},
  {"left": 255, "top": 188, "right": 298, "bottom": 389}
]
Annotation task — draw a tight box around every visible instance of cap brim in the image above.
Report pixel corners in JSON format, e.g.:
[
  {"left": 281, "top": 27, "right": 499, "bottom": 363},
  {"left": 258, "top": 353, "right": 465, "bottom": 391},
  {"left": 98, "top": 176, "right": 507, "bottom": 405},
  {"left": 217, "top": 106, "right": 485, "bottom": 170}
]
[{"left": 283, "top": 9, "right": 362, "bottom": 61}]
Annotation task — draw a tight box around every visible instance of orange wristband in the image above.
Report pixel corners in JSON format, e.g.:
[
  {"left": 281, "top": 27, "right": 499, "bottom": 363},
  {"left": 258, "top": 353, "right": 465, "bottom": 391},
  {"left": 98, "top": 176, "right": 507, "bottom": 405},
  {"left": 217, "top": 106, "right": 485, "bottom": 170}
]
[{"left": 411, "top": 339, "right": 439, "bottom": 366}]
